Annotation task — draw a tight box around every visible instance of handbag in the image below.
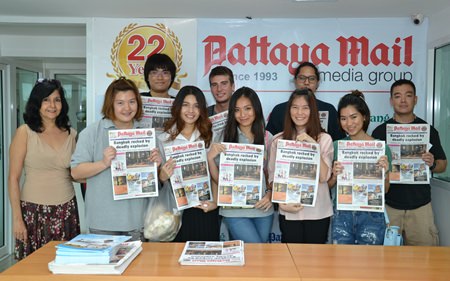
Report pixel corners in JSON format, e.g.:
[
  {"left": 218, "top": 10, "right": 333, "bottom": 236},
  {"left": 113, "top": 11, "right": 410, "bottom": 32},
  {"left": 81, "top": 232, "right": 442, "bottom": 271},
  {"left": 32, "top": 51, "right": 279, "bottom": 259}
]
[
  {"left": 383, "top": 210, "right": 403, "bottom": 246},
  {"left": 143, "top": 185, "right": 182, "bottom": 241}
]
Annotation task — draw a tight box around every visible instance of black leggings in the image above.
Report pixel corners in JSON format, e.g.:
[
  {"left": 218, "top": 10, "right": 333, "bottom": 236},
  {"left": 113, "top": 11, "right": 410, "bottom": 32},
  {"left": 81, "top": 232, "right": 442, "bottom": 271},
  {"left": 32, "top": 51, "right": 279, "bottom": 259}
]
[{"left": 279, "top": 215, "right": 330, "bottom": 244}]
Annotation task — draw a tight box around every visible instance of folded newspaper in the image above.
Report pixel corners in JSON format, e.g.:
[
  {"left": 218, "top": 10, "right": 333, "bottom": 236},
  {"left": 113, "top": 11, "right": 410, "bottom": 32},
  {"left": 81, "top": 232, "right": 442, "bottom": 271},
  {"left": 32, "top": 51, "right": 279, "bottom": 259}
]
[
  {"left": 49, "top": 241, "right": 142, "bottom": 275},
  {"left": 178, "top": 240, "right": 245, "bottom": 266}
]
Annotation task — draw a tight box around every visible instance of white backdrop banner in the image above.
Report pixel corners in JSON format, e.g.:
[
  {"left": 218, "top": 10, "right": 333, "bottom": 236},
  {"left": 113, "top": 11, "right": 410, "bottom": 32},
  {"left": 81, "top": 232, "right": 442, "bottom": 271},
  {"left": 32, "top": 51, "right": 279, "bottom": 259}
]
[
  {"left": 89, "top": 17, "right": 427, "bottom": 133},
  {"left": 196, "top": 18, "right": 428, "bottom": 133},
  {"left": 89, "top": 18, "right": 198, "bottom": 121}
]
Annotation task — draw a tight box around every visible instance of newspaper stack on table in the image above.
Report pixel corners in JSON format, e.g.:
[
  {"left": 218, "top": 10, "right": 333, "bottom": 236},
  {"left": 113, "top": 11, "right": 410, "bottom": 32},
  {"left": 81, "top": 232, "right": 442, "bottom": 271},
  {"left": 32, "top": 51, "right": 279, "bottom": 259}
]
[
  {"left": 48, "top": 234, "right": 142, "bottom": 275},
  {"left": 178, "top": 240, "right": 245, "bottom": 266}
]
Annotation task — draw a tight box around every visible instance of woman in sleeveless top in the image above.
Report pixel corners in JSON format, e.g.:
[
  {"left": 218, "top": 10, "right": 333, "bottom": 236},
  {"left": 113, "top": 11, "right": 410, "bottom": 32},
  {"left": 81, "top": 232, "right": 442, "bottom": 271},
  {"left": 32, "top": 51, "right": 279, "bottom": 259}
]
[{"left": 8, "top": 79, "right": 80, "bottom": 260}]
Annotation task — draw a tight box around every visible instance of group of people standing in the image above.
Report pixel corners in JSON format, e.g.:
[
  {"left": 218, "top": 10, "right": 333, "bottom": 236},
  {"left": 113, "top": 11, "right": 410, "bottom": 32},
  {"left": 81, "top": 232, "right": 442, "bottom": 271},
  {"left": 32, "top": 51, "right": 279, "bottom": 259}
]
[{"left": 9, "top": 53, "right": 447, "bottom": 260}]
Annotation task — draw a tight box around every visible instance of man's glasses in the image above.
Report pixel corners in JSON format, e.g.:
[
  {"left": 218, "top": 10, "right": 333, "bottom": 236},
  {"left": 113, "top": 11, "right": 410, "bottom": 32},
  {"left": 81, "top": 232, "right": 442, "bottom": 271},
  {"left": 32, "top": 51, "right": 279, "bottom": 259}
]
[
  {"left": 296, "top": 75, "right": 317, "bottom": 83},
  {"left": 149, "top": 70, "right": 171, "bottom": 78}
]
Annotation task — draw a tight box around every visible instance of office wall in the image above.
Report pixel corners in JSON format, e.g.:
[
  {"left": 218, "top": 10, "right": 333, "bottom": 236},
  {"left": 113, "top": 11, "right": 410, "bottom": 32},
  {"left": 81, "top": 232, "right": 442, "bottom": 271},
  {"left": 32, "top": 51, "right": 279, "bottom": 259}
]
[{"left": 428, "top": 5, "right": 450, "bottom": 47}]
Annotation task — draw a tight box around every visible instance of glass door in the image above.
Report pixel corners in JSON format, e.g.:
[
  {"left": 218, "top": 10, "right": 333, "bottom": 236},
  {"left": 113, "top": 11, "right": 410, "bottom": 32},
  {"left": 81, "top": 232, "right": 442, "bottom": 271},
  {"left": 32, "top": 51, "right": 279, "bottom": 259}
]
[
  {"left": 433, "top": 44, "right": 450, "bottom": 182},
  {"left": 0, "top": 64, "right": 7, "bottom": 257},
  {"left": 16, "top": 69, "right": 38, "bottom": 127}
]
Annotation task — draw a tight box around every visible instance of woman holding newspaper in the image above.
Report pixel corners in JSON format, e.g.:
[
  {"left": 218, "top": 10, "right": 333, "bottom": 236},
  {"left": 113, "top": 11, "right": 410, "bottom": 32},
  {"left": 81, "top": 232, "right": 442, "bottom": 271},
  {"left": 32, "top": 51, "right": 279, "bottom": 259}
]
[
  {"left": 71, "top": 77, "right": 161, "bottom": 241},
  {"left": 327, "top": 91, "right": 391, "bottom": 245},
  {"left": 208, "top": 87, "right": 274, "bottom": 243},
  {"left": 158, "top": 85, "right": 220, "bottom": 242},
  {"left": 267, "top": 88, "right": 334, "bottom": 244}
]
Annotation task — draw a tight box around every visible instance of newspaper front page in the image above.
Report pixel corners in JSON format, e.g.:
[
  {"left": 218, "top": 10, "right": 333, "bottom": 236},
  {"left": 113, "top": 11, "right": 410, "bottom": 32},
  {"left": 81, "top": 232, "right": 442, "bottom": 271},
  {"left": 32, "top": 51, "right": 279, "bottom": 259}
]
[
  {"left": 178, "top": 240, "right": 245, "bottom": 266},
  {"left": 164, "top": 141, "right": 212, "bottom": 210},
  {"left": 217, "top": 143, "right": 264, "bottom": 207},
  {"left": 108, "top": 128, "right": 158, "bottom": 200},
  {"left": 271, "top": 139, "right": 320, "bottom": 207},
  {"left": 209, "top": 111, "right": 228, "bottom": 138},
  {"left": 336, "top": 140, "right": 386, "bottom": 212},
  {"left": 141, "top": 97, "right": 173, "bottom": 133},
  {"left": 386, "top": 124, "right": 430, "bottom": 184}
]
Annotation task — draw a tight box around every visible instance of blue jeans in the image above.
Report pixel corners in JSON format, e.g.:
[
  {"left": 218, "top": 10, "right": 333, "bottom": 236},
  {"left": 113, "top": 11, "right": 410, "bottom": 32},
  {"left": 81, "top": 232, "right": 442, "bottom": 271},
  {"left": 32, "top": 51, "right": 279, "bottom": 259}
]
[
  {"left": 331, "top": 210, "right": 386, "bottom": 245},
  {"left": 223, "top": 215, "right": 273, "bottom": 243}
]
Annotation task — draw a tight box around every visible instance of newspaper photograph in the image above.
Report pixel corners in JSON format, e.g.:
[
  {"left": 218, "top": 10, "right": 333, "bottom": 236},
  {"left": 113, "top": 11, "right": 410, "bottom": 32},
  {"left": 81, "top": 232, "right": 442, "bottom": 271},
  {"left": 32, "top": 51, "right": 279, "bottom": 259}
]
[
  {"left": 163, "top": 141, "right": 212, "bottom": 210},
  {"left": 141, "top": 97, "right": 173, "bottom": 133},
  {"left": 217, "top": 143, "right": 264, "bottom": 207},
  {"left": 209, "top": 111, "right": 228, "bottom": 138},
  {"left": 108, "top": 128, "right": 158, "bottom": 200},
  {"left": 271, "top": 139, "right": 320, "bottom": 207},
  {"left": 386, "top": 124, "right": 430, "bottom": 184},
  {"left": 178, "top": 240, "right": 245, "bottom": 266},
  {"left": 336, "top": 140, "right": 386, "bottom": 212}
]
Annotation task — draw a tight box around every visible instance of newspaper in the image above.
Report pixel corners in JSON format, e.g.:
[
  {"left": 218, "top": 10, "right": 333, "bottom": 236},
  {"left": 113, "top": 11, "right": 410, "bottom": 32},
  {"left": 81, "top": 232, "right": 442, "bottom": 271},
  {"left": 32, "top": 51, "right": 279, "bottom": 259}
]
[
  {"left": 217, "top": 143, "right": 264, "bottom": 207},
  {"left": 141, "top": 97, "right": 173, "bottom": 133},
  {"left": 336, "top": 140, "right": 386, "bottom": 212},
  {"left": 319, "top": 111, "right": 329, "bottom": 131},
  {"left": 386, "top": 124, "right": 430, "bottom": 184},
  {"left": 271, "top": 139, "right": 320, "bottom": 207},
  {"left": 108, "top": 128, "right": 158, "bottom": 200},
  {"left": 163, "top": 141, "right": 212, "bottom": 210},
  {"left": 178, "top": 240, "right": 245, "bottom": 266},
  {"left": 209, "top": 111, "right": 228, "bottom": 137}
]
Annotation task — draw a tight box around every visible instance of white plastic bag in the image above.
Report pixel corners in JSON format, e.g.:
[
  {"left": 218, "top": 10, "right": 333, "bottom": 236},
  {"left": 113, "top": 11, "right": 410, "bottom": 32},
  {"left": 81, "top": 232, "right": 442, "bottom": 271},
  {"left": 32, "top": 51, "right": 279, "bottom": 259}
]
[{"left": 144, "top": 186, "right": 182, "bottom": 241}]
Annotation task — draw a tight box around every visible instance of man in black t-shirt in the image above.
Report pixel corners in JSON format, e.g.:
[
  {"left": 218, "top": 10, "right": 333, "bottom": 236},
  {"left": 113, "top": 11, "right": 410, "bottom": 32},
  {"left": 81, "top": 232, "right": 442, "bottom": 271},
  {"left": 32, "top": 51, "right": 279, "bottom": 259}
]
[
  {"left": 372, "top": 79, "right": 447, "bottom": 246},
  {"left": 266, "top": 62, "right": 344, "bottom": 141}
]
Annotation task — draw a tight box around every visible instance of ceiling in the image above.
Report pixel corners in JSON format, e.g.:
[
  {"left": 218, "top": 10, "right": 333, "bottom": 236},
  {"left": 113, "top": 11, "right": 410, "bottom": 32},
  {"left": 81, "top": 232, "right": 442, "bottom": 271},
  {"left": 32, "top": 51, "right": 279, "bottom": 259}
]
[{"left": 0, "top": 0, "right": 450, "bottom": 19}]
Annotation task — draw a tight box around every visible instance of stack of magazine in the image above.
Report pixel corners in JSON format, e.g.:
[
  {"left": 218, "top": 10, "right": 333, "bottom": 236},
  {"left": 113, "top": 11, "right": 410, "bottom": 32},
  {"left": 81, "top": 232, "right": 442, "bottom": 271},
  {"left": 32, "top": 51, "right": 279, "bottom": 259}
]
[
  {"left": 48, "top": 234, "right": 143, "bottom": 275},
  {"left": 178, "top": 240, "right": 245, "bottom": 266}
]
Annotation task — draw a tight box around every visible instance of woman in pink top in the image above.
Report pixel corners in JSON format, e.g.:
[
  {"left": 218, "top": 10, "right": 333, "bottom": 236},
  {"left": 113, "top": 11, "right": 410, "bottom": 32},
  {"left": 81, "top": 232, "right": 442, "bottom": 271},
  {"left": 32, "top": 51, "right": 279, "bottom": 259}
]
[
  {"left": 268, "top": 89, "right": 334, "bottom": 243},
  {"left": 8, "top": 79, "right": 80, "bottom": 260}
]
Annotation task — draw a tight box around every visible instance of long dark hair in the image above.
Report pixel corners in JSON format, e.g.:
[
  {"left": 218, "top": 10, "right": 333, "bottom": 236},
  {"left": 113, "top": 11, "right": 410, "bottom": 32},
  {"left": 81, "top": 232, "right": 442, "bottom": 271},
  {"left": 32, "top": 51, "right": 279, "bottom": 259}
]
[
  {"left": 223, "top": 87, "right": 265, "bottom": 145},
  {"left": 283, "top": 88, "right": 323, "bottom": 141},
  {"left": 337, "top": 90, "right": 371, "bottom": 133},
  {"left": 23, "top": 79, "right": 71, "bottom": 133},
  {"left": 164, "top": 86, "right": 212, "bottom": 147}
]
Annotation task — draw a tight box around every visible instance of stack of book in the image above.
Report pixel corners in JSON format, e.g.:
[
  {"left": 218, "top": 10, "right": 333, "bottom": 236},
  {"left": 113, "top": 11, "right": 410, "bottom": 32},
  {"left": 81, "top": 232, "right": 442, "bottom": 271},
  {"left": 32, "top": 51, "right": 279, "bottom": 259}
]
[
  {"left": 48, "top": 234, "right": 143, "bottom": 275},
  {"left": 178, "top": 240, "right": 245, "bottom": 266}
]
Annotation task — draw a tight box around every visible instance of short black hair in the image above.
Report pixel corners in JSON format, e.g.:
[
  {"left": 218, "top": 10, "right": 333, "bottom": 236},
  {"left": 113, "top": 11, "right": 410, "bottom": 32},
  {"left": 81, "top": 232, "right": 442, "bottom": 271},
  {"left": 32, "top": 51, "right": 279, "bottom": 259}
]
[
  {"left": 143, "top": 53, "right": 176, "bottom": 90},
  {"left": 390, "top": 79, "right": 416, "bottom": 97},
  {"left": 294, "top": 61, "right": 320, "bottom": 82}
]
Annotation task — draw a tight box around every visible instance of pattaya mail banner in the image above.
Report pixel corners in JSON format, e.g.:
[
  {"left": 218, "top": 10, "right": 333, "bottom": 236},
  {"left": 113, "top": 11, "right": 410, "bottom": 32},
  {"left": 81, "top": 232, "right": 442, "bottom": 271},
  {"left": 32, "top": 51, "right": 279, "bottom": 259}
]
[{"left": 196, "top": 18, "right": 427, "bottom": 132}]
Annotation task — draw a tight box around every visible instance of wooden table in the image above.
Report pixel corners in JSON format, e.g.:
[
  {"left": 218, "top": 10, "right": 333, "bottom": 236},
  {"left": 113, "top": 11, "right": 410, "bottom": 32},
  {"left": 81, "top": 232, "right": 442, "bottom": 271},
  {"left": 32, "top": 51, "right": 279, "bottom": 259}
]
[
  {"left": 288, "top": 243, "right": 450, "bottom": 281},
  {"left": 2, "top": 242, "right": 450, "bottom": 281},
  {"left": 0, "top": 242, "right": 300, "bottom": 281}
]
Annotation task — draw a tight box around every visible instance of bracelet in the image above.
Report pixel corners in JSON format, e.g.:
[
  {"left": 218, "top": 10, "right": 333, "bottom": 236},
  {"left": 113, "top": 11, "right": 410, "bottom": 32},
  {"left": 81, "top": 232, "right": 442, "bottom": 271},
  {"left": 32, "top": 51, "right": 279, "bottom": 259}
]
[
  {"left": 430, "top": 161, "right": 437, "bottom": 171},
  {"left": 265, "top": 188, "right": 272, "bottom": 193}
]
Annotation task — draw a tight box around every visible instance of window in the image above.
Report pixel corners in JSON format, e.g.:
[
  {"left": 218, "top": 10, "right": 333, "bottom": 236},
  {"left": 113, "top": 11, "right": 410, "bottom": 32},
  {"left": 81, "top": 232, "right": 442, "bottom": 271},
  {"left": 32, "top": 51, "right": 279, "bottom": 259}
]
[{"left": 433, "top": 44, "right": 450, "bottom": 182}]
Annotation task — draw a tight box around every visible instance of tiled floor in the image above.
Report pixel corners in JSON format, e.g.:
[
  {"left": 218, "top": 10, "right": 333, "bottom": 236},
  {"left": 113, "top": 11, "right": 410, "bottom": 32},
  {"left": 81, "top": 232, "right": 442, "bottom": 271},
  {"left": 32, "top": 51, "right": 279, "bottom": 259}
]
[{"left": 0, "top": 254, "right": 16, "bottom": 272}]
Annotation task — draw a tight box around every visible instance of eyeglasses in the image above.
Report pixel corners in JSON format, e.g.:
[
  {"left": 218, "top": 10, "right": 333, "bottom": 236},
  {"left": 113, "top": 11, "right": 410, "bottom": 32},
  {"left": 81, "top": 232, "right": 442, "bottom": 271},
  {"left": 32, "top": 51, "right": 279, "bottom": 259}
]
[
  {"left": 149, "top": 70, "right": 171, "bottom": 78},
  {"left": 296, "top": 75, "right": 317, "bottom": 83}
]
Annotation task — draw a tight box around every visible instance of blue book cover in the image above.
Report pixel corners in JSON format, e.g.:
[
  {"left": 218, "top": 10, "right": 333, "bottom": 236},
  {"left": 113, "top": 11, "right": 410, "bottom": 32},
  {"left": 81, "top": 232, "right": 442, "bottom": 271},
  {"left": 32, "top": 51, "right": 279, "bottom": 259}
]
[{"left": 56, "top": 234, "right": 131, "bottom": 255}]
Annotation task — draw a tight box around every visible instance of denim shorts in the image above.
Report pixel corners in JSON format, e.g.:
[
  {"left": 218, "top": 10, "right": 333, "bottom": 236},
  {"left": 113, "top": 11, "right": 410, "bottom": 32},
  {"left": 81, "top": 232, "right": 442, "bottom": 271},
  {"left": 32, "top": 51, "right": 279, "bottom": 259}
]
[{"left": 331, "top": 210, "right": 386, "bottom": 245}]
